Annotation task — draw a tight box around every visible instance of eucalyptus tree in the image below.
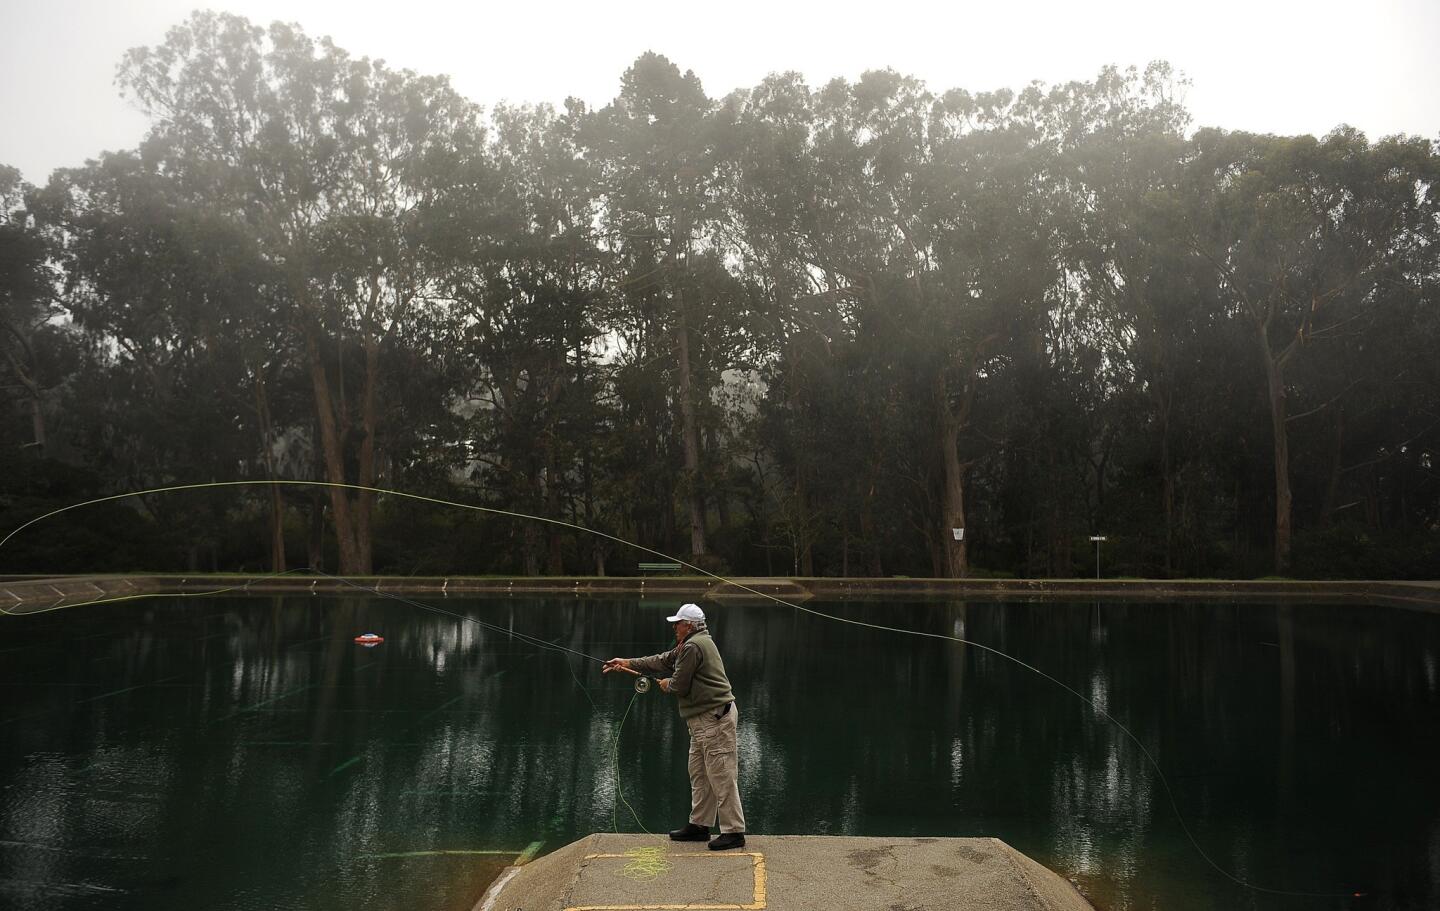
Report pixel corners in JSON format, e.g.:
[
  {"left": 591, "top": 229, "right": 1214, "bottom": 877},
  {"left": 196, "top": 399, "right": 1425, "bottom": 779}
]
[
  {"left": 30, "top": 151, "right": 271, "bottom": 566},
  {"left": 946, "top": 90, "right": 1075, "bottom": 576},
  {"left": 0, "top": 164, "right": 62, "bottom": 456},
  {"left": 732, "top": 72, "right": 941, "bottom": 574},
  {"left": 583, "top": 53, "right": 742, "bottom": 561},
  {"left": 812, "top": 72, "right": 1065, "bottom": 576},
  {"left": 1057, "top": 64, "right": 1210, "bottom": 572},
  {"left": 1279, "top": 135, "right": 1440, "bottom": 543},
  {"left": 117, "top": 11, "right": 482, "bottom": 573},
  {"left": 725, "top": 70, "right": 1069, "bottom": 577},
  {"left": 426, "top": 100, "right": 615, "bottom": 574},
  {"left": 1183, "top": 127, "right": 1438, "bottom": 574},
  {"left": 721, "top": 72, "right": 896, "bottom": 574}
]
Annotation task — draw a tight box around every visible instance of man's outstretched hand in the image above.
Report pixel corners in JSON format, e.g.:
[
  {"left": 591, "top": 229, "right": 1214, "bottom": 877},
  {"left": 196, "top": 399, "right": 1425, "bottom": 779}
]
[{"left": 602, "top": 658, "right": 632, "bottom": 674}]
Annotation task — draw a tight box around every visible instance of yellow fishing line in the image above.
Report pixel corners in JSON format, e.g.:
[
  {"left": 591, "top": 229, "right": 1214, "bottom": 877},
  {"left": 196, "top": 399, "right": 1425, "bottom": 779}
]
[
  {"left": 617, "top": 845, "right": 673, "bottom": 881},
  {"left": 611, "top": 691, "right": 652, "bottom": 836},
  {"left": 0, "top": 479, "right": 707, "bottom": 570}
]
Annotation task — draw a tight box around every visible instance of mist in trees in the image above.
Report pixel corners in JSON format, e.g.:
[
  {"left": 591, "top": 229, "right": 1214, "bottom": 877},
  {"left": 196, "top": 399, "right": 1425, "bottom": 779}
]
[{"left": 2, "top": 12, "right": 1437, "bottom": 579}]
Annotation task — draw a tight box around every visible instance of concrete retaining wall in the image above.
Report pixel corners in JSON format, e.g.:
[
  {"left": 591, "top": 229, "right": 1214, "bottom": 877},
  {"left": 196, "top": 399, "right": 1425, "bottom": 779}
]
[{"left": 3, "top": 572, "right": 1437, "bottom": 613}]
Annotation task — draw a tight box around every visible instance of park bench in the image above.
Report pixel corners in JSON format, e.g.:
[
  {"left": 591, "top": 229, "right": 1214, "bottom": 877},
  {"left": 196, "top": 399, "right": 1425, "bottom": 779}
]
[{"left": 638, "top": 562, "right": 683, "bottom": 575}]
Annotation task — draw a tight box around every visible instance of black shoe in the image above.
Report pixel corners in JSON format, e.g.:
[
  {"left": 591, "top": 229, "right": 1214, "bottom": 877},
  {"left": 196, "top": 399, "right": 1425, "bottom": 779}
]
[
  {"left": 669, "top": 823, "right": 710, "bottom": 841},
  {"left": 708, "top": 833, "right": 746, "bottom": 851}
]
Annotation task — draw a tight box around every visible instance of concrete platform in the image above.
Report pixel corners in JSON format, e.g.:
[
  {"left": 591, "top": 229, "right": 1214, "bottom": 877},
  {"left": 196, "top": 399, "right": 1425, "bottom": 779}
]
[
  {"left": 704, "top": 578, "right": 815, "bottom": 604},
  {"left": 477, "top": 834, "right": 1094, "bottom": 911}
]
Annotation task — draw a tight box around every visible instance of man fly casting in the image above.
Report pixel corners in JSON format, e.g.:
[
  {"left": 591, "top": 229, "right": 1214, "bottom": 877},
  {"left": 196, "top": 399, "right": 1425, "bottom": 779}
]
[{"left": 603, "top": 603, "right": 747, "bottom": 850}]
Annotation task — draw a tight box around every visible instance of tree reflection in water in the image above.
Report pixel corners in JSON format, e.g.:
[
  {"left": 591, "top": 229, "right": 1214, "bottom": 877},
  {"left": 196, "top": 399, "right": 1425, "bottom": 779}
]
[{"left": 0, "top": 596, "right": 1436, "bottom": 910}]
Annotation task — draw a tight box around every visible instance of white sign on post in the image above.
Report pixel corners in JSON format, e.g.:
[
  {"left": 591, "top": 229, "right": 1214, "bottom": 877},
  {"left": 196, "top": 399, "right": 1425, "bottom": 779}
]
[{"left": 952, "top": 528, "right": 964, "bottom": 541}]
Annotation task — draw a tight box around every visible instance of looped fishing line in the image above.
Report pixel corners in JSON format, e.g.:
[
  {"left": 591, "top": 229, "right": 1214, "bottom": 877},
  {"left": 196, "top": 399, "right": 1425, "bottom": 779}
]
[
  {"left": 610, "top": 691, "right": 651, "bottom": 836},
  {"left": 0, "top": 478, "right": 1367, "bottom": 898},
  {"left": 618, "top": 845, "right": 673, "bottom": 881}
]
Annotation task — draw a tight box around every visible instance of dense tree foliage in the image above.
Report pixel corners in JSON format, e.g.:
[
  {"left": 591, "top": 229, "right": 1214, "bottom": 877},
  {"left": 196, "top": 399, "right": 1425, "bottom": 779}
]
[{"left": 2, "top": 14, "right": 1437, "bottom": 578}]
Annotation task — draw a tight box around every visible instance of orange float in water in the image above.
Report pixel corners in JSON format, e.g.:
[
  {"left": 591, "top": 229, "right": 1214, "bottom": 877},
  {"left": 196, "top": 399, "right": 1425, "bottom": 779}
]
[{"left": 354, "top": 633, "right": 384, "bottom": 646}]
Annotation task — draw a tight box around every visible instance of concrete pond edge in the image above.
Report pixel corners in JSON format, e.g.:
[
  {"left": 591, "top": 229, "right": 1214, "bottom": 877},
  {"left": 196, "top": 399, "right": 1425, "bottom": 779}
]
[{"left": 1, "top": 573, "right": 1437, "bottom": 613}]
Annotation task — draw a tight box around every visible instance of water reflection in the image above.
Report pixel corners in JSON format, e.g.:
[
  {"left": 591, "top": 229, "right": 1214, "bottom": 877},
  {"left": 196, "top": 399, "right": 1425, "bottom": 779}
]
[{"left": 1, "top": 597, "right": 1438, "bottom": 910}]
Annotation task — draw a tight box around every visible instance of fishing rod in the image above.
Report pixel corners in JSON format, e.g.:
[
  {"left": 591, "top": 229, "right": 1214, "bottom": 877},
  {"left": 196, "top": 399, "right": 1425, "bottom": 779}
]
[
  {"left": 0, "top": 478, "right": 1367, "bottom": 899},
  {"left": 607, "top": 663, "right": 656, "bottom": 694}
]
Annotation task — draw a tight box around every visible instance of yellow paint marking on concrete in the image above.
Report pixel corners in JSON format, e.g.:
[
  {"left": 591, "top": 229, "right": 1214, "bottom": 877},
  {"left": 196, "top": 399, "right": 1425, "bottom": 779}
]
[
  {"left": 363, "top": 849, "right": 521, "bottom": 859},
  {"left": 564, "top": 851, "right": 766, "bottom": 911}
]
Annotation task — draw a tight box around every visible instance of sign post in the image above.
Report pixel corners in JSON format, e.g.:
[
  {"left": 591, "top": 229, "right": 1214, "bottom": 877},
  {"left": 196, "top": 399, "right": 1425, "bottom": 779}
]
[{"left": 1088, "top": 535, "right": 1107, "bottom": 579}]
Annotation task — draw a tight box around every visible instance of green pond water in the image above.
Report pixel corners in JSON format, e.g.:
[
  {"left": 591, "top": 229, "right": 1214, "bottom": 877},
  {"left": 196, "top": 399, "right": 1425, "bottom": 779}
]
[{"left": 1, "top": 595, "right": 1438, "bottom": 911}]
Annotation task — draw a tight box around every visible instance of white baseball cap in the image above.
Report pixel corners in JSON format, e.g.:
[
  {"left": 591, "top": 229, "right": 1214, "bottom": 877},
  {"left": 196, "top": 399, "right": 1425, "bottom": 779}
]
[{"left": 666, "top": 603, "right": 705, "bottom": 623}]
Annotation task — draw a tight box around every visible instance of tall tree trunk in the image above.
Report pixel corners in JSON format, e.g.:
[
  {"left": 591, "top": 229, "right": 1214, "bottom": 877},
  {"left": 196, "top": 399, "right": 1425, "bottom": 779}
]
[
  {"left": 1160, "top": 405, "right": 1175, "bottom": 576},
  {"left": 308, "top": 491, "right": 326, "bottom": 572},
  {"left": 3, "top": 346, "right": 45, "bottom": 455},
  {"left": 582, "top": 431, "right": 604, "bottom": 576},
  {"left": 795, "top": 472, "right": 814, "bottom": 576},
  {"left": 1259, "top": 329, "right": 1293, "bottom": 575},
  {"left": 1322, "top": 406, "right": 1345, "bottom": 525},
  {"left": 861, "top": 474, "right": 883, "bottom": 577},
  {"left": 675, "top": 312, "right": 707, "bottom": 556},
  {"left": 254, "top": 373, "right": 286, "bottom": 573},
  {"left": 522, "top": 518, "right": 542, "bottom": 576},
  {"left": 577, "top": 341, "right": 605, "bottom": 577},
  {"left": 28, "top": 394, "right": 44, "bottom": 455},
  {"left": 935, "top": 372, "right": 969, "bottom": 579},
  {"left": 1025, "top": 506, "right": 1036, "bottom": 575},
  {"left": 545, "top": 463, "right": 564, "bottom": 575},
  {"left": 544, "top": 357, "right": 566, "bottom": 575},
  {"left": 1048, "top": 447, "right": 1066, "bottom": 576},
  {"left": 267, "top": 488, "right": 287, "bottom": 573},
  {"left": 713, "top": 435, "right": 732, "bottom": 533},
  {"left": 659, "top": 471, "right": 676, "bottom": 552},
  {"left": 355, "top": 340, "right": 380, "bottom": 573},
  {"left": 1362, "top": 468, "right": 1380, "bottom": 529},
  {"left": 303, "top": 325, "right": 364, "bottom": 574}
]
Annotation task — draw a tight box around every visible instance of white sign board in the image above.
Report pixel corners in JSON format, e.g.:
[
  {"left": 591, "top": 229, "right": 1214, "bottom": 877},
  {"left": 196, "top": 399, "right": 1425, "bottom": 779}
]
[{"left": 952, "top": 528, "right": 964, "bottom": 541}]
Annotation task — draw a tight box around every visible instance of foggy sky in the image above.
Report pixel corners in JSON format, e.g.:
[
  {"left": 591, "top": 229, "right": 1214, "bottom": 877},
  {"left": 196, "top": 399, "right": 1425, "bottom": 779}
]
[{"left": 2, "top": 0, "right": 1437, "bottom": 186}]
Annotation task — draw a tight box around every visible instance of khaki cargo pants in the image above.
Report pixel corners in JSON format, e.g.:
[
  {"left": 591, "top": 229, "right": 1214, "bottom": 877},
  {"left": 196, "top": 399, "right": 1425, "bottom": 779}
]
[{"left": 685, "top": 702, "right": 746, "bottom": 834}]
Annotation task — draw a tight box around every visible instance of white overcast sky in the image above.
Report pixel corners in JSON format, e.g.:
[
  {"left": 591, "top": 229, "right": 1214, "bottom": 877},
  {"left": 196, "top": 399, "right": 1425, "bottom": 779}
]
[{"left": 2, "top": 0, "right": 1437, "bottom": 185}]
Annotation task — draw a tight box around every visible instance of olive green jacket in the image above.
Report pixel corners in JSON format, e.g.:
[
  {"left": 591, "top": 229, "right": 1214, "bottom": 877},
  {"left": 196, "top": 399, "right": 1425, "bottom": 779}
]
[{"left": 628, "top": 631, "right": 735, "bottom": 719}]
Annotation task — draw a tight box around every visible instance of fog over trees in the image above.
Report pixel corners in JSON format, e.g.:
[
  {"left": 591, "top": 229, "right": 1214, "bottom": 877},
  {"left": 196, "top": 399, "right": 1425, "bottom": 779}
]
[{"left": 2, "top": 11, "right": 1437, "bottom": 579}]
